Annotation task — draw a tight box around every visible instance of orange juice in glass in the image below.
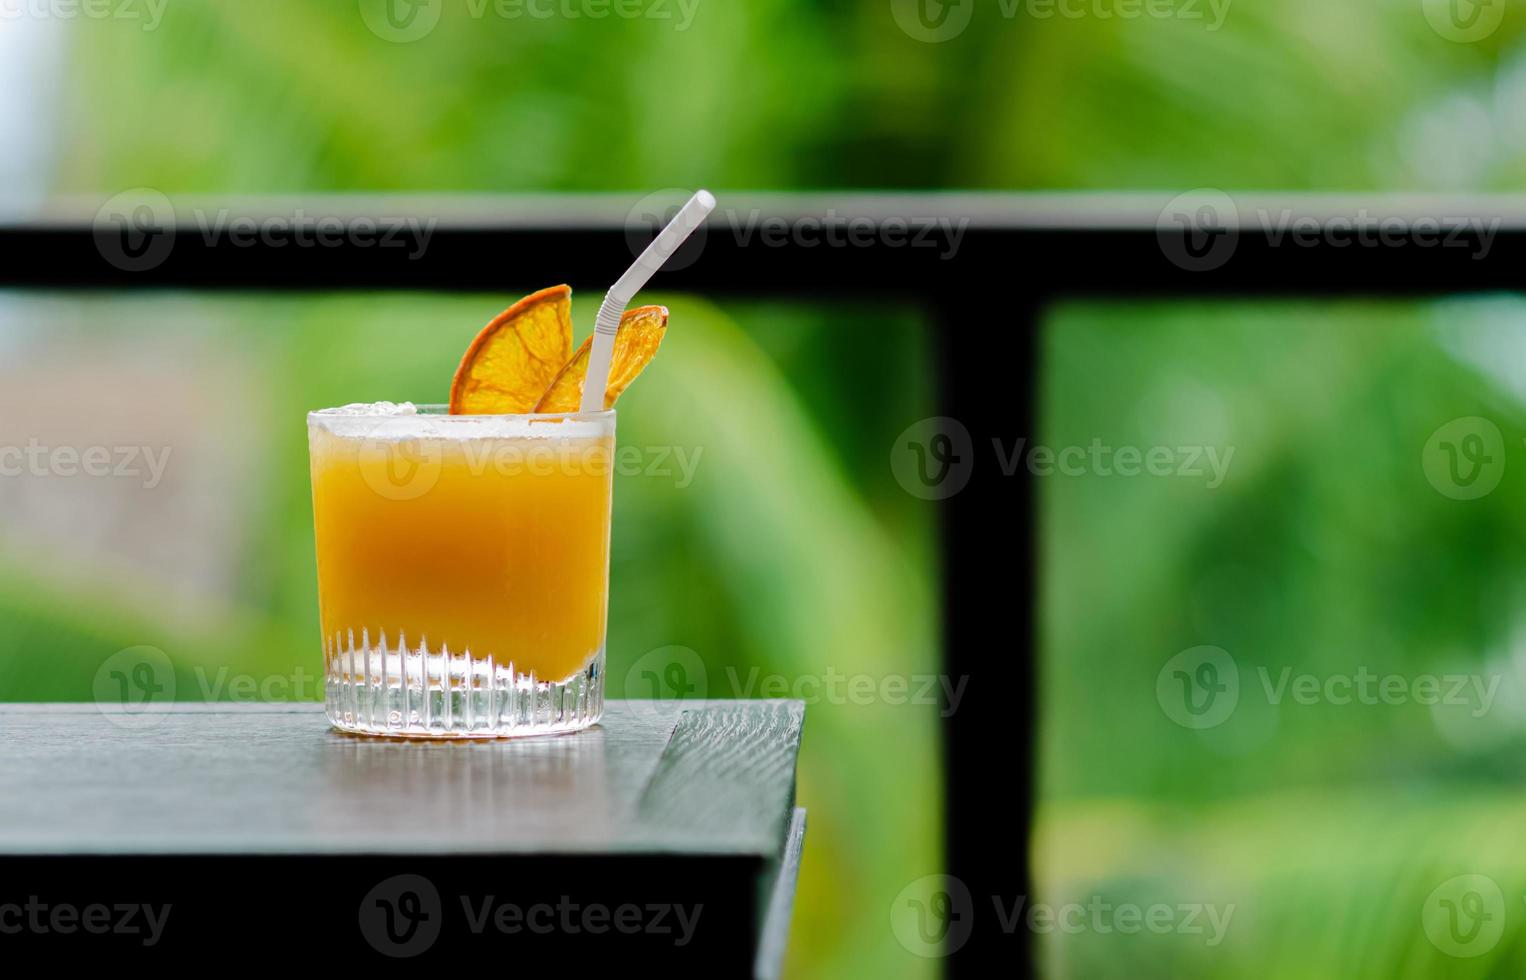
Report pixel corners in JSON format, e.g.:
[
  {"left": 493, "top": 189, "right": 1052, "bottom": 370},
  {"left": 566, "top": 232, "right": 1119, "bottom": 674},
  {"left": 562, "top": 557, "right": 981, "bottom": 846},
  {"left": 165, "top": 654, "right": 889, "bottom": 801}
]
[
  {"left": 305, "top": 195, "right": 704, "bottom": 736},
  {"left": 309, "top": 403, "right": 614, "bottom": 736}
]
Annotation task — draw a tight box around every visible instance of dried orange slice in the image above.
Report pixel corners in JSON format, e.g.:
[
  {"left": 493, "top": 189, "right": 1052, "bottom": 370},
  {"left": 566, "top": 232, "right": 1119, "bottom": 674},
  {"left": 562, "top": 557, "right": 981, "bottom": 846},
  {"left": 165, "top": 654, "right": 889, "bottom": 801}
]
[
  {"left": 533, "top": 305, "right": 669, "bottom": 413},
  {"left": 449, "top": 284, "right": 573, "bottom": 414}
]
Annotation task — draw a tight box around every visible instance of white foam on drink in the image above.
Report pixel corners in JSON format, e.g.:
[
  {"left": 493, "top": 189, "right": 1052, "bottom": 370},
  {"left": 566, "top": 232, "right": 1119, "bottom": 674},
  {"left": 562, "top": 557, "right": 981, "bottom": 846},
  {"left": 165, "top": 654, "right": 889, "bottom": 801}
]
[
  {"left": 311, "top": 401, "right": 420, "bottom": 417},
  {"left": 308, "top": 403, "right": 612, "bottom": 441}
]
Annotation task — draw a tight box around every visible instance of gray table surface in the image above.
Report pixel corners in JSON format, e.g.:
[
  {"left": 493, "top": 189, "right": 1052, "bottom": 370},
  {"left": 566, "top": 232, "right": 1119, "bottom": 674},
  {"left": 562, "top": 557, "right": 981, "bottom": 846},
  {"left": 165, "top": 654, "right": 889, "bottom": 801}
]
[{"left": 0, "top": 700, "right": 805, "bottom": 858}]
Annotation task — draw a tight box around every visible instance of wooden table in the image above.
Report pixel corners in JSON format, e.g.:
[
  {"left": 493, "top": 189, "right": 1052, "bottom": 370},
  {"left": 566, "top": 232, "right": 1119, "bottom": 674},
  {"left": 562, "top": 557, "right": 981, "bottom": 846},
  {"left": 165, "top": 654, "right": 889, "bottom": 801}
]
[{"left": 0, "top": 701, "right": 806, "bottom": 974}]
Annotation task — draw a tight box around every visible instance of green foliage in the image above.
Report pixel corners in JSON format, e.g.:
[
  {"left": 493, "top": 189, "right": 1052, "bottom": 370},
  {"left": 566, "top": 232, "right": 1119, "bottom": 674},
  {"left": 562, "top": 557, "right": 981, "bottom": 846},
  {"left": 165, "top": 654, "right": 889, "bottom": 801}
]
[
  {"left": 57, "top": 3, "right": 1526, "bottom": 193},
  {"left": 1038, "top": 298, "right": 1526, "bottom": 977}
]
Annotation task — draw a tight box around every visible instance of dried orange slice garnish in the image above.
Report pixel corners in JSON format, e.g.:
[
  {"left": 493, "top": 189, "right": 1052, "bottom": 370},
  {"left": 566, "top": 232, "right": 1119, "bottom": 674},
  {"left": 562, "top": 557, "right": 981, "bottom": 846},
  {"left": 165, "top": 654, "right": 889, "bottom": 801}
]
[
  {"left": 533, "top": 305, "right": 669, "bottom": 413},
  {"left": 449, "top": 284, "right": 573, "bottom": 414}
]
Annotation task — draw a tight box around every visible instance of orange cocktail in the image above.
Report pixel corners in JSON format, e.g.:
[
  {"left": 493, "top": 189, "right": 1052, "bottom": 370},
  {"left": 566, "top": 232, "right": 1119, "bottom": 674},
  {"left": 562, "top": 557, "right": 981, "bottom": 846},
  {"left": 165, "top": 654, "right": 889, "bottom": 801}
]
[
  {"left": 309, "top": 404, "right": 614, "bottom": 737},
  {"left": 311, "top": 279, "right": 671, "bottom": 737}
]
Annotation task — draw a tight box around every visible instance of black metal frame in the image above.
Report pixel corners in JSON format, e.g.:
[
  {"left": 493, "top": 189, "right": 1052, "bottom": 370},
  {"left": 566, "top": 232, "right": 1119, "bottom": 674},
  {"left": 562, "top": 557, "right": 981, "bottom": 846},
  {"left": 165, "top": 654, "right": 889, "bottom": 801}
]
[{"left": 2, "top": 195, "right": 1517, "bottom": 976}]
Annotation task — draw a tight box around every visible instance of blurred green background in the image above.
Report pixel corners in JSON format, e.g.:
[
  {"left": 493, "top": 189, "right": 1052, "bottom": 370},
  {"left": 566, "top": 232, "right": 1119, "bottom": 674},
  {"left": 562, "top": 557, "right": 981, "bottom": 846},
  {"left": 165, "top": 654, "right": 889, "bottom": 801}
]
[
  {"left": 5, "top": 0, "right": 1526, "bottom": 977},
  {"left": 1038, "top": 297, "right": 1526, "bottom": 977},
  {"left": 22, "top": 0, "right": 1526, "bottom": 194}
]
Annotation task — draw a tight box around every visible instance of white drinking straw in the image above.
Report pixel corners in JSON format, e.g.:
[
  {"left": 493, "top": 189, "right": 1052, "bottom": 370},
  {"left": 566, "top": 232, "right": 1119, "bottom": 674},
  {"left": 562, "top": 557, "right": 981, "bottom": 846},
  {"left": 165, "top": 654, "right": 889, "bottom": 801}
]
[{"left": 579, "top": 189, "right": 716, "bottom": 414}]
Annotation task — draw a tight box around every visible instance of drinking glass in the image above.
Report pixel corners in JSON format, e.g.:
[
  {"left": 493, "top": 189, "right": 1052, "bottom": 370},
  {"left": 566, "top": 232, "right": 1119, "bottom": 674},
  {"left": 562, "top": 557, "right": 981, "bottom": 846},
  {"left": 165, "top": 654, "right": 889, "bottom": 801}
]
[{"left": 308, "top": 405, "right": 614, "bottom": 737}]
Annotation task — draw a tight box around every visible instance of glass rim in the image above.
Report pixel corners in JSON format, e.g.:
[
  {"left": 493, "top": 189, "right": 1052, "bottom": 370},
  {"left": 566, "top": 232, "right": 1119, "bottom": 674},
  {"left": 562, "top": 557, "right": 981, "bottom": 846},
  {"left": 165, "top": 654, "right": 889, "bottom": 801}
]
[{"left": 308, "top": 403, "right": 615, "bottom": 424}]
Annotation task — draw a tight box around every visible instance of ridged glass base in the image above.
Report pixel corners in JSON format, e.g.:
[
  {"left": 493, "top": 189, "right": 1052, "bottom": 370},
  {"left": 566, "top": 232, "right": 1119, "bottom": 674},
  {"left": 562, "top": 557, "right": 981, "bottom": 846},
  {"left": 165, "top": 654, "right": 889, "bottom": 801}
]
[{"left": 323, "top": 631, "right": 603, "bottom": 738}]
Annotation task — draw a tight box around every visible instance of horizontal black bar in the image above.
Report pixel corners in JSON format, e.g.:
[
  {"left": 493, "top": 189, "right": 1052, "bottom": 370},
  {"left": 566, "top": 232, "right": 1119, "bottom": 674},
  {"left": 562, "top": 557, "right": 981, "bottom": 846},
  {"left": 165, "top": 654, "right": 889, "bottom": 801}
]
[
  {"left": 1, "top": 225, "right": 1521, "bottom": 297},
  {"left": 0, "top": 853, "right": 760, "bottom": 969}
]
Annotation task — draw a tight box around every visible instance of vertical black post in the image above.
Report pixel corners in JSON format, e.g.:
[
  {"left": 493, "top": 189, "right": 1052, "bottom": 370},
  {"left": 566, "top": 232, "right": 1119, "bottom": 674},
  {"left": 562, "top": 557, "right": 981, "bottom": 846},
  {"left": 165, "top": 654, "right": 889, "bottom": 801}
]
[{"left": 934, "top": 280, "right": 1041, "bottom": 978}]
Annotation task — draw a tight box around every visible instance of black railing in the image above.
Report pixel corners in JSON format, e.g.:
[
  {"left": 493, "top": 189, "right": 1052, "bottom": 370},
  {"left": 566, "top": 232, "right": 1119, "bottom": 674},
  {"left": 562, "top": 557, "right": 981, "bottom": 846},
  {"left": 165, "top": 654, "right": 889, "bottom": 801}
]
[{"left": 3, "top": 192, "right": 1519, "bottom": 977}]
